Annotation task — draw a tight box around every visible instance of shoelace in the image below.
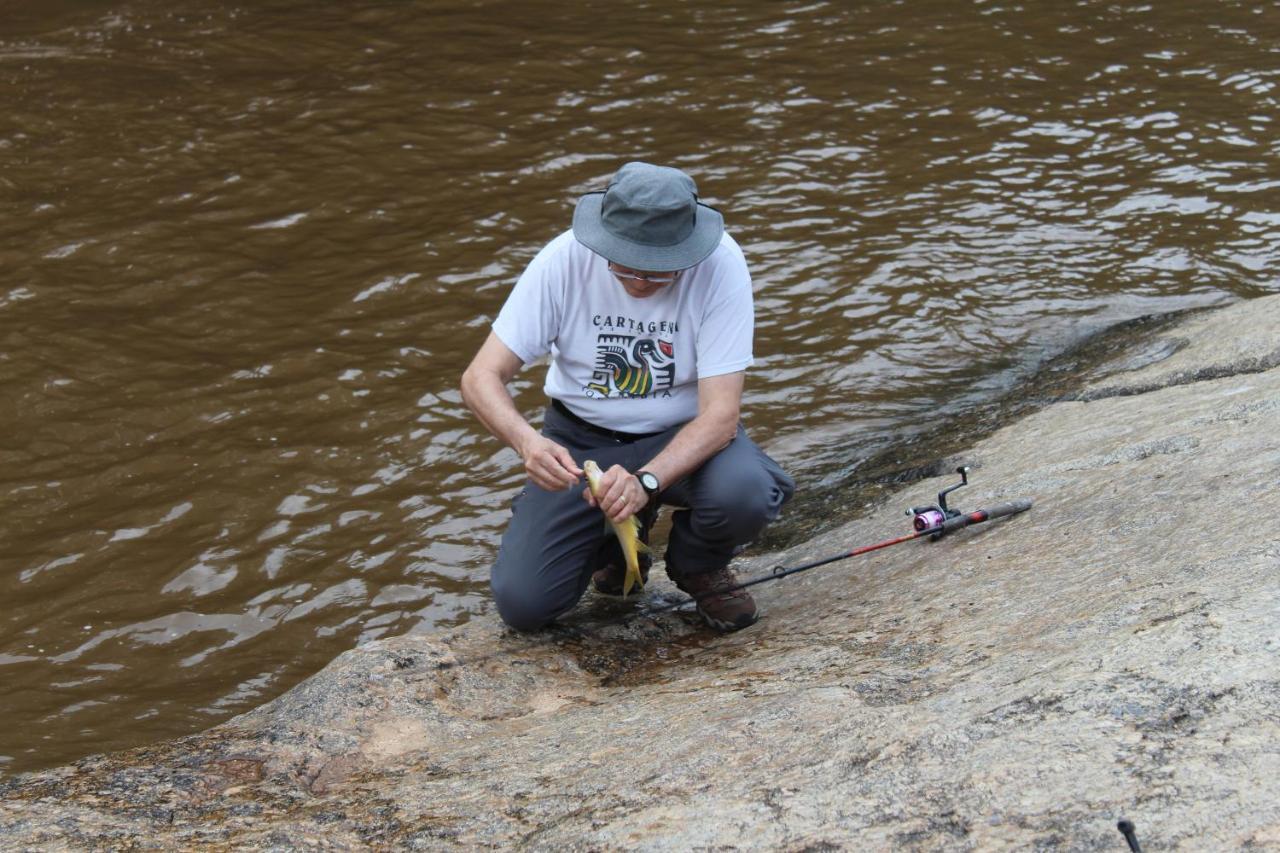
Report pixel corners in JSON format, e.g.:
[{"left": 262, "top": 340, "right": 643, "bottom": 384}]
[{"left": 690, "top": 571, "right": 747, "bottom": 601}]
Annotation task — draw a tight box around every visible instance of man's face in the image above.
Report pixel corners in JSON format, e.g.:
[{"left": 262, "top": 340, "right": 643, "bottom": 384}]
[{"left": 608, "top": 263, "right": 681, "bottom": 299}]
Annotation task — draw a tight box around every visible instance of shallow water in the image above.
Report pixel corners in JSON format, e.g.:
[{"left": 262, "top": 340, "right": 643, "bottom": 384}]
[{"left": 2, "top": 0, "right": 1277, "bottom": 773}]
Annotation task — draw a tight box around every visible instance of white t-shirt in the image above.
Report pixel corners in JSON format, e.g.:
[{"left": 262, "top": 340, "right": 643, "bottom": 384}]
[{"left": 492, "top": 229, "right": 754, "bottom": 433}]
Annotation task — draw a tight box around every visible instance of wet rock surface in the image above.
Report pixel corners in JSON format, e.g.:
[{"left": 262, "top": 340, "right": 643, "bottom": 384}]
[{"left": 4, "top": 296, "right": 1280, "bottom": 849}]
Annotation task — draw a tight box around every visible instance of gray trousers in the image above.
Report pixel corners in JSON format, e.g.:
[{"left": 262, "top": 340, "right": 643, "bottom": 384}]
[{"left": 491, "top": 403, "right": 795, "bottom": 631}]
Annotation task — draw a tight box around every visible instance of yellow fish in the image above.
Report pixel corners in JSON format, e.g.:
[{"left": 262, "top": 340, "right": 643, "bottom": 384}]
[{"left": 583, "top": 460, "right": 650, "bottom": 596}]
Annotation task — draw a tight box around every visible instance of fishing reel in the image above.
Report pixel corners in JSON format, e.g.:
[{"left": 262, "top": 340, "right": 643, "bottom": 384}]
[{"left": 906, "top": 465, "right": 970, "bottom": 539}]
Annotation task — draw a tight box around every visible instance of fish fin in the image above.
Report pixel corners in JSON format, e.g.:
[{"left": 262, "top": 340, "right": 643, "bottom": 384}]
[{"left": 623, "top": 515, "right": 649, "bottom": 553}]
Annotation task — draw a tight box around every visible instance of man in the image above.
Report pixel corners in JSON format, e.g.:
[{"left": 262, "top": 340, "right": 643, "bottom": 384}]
[{"left": 461, "top": 161, "right": 794, "bottom": 632}]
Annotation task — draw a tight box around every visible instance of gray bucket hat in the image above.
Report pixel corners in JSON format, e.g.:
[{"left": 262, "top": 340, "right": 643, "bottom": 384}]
[{"left": 572, "top": 162, "right": 724, "bottom": 272}]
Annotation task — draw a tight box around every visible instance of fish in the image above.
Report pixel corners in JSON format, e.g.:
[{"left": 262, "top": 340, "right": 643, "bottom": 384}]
[{"left": 583, "top": 460, "right": 650, "bottom": 596}]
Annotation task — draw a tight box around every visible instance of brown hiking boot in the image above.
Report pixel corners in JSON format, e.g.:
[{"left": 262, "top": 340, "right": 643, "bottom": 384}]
[
  {"left": 671, "top": 565, "right": 758, "bottom": 631},
  {"left": 590, "top": 503, "right": 656, "bottom": 597}
]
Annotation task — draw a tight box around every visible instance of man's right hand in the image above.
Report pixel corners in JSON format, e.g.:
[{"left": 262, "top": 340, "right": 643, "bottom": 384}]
[{"left": 517, "top": 434, "right": 583, "bottom": 491}]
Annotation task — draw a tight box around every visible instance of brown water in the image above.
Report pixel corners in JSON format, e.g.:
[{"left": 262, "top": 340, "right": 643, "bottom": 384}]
[{"left": 2, "top": 0, "right": 1276, "bottom": 774}]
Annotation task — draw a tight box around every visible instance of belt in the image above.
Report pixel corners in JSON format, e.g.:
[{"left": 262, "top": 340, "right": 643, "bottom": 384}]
[{"left": 550, "top": 399, "right": 663, "bottom": 443}]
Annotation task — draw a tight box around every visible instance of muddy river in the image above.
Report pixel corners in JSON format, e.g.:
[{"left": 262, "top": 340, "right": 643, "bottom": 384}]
[{"left": 2, "top": 0, "right": 1276, "bottom": 773}]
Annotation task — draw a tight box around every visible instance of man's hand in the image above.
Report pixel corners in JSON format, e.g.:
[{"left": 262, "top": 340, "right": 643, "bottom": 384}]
[
  {"left": 583, "top": 463, "right": 648, "bottom": 523},
  {"left": 518, "top": 434, "right": 583, "bottom": 491}
]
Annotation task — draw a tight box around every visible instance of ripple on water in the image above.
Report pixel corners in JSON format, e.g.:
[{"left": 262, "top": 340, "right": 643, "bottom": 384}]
[{"left": 3, "top": 0, "right": 1279, "bottom": 775}]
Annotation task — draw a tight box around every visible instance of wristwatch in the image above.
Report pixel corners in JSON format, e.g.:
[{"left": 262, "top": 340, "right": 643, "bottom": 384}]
[{"left": 636, "top": 470, "right": 661, "bottom": 497}]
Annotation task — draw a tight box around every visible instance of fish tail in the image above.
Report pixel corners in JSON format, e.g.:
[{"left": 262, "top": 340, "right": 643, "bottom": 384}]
[{"left": 623, "top": 563, "right": 643, "bottom": 597}]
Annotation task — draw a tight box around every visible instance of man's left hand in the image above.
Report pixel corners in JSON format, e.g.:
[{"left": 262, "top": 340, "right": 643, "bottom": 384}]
[{"left": 583, "top": 463, "right": 649, "bottom": 523}]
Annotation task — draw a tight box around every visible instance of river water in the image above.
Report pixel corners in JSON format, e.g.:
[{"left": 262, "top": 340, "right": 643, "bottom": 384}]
[{"left": 2, "top": 0, "right": 1276, "bottom": 774}]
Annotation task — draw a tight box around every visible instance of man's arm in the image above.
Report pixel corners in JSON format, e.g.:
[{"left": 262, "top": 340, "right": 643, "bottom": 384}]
[
  {"left": 588, "top": 371, "right": 743, "bottom": 522},
  {"left": 460, "top": 331, "right": 582, "bottom": 491}
]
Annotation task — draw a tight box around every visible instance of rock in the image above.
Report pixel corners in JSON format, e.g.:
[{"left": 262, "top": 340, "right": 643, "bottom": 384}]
[{"left": 3, "top": 296, "right": 1279, "bottom": 849}]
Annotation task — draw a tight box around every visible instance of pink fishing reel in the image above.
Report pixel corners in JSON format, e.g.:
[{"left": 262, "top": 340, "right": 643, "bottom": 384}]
[
  {"left": 906, "top": 465, "right": 971, "bottom": 538},
  {"left": 911, "top": 509, "right": 947, "bottom": 532}
]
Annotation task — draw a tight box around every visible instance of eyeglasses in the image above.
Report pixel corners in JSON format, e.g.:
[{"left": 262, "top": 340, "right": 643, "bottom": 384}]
[{"left": 608, "top": 263, "right": 682, "bottom": 285}]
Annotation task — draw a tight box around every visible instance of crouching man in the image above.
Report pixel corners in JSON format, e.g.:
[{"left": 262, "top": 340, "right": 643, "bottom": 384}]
[{"left": 461, "top": 161, "right": 794, "bottom": 631}]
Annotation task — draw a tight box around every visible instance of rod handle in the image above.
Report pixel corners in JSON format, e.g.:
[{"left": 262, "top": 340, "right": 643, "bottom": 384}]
[
  {"left": 937, "top": 498, "right": 1034, "bottom": 534},
  {"left": 983, "top": 498, "right": 1034, "bottom": 520}
]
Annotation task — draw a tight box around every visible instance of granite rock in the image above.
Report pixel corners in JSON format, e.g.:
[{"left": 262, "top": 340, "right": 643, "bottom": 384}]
[{"left": 3, "top": 296, "right": 1279, "bottom": 850}]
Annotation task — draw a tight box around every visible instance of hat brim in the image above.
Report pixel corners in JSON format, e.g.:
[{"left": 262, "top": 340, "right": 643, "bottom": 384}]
[{"left": 571, "top": 192, "right": 725, "bottom": 272}]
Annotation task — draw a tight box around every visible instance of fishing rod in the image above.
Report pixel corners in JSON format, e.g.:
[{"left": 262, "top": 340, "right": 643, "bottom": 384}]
[
  {"left": 441, "top": 467, "right": 1031, "bottom": 670},
  {"left": 642, "top": 466, "right": 1033, "bottom": 617}
]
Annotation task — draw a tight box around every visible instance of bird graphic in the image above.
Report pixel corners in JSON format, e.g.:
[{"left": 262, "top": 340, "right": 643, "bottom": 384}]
[{"left": 588, "top": 336, "right": 674, "bottom": 397}]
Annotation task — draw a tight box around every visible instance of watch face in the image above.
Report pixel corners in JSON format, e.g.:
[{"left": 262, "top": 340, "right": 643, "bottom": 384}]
[{"left": 639, "top": 472, "right": 659, "bottom": 492}]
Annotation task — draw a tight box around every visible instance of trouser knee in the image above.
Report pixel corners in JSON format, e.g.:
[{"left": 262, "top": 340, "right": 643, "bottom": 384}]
[
  {"left": 493, "top": 592, "right": 556, "bottom": 632},
  {"left": 491, "top": 564, "right": 567, "bottom": 633}
]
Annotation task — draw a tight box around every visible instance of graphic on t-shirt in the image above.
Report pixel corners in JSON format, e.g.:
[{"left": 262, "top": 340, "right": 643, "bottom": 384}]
[{"left": 586, "top": 334, "right": 675, "bottom": 398}]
